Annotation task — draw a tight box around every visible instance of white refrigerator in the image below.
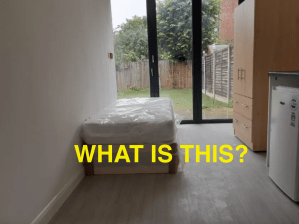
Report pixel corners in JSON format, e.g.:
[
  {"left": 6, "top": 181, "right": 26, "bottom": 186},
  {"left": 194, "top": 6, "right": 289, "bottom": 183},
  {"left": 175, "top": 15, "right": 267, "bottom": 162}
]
[{"left": 269, "top": 86, "right": 299, "bottom": 202}]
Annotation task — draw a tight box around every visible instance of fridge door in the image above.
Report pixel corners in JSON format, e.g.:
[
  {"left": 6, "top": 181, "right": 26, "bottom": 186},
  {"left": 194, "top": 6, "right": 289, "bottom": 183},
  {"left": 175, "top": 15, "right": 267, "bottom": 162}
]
[{"left": 269, "top": 87, "right": 299, "bottom": 201}]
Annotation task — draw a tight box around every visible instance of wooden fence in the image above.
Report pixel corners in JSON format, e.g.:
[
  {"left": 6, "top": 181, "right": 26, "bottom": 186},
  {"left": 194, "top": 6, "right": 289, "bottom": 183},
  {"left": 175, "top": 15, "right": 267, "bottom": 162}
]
[
  {"left": 116, "top": 60, "right": 192, "bottom": 90},
  {"left": 116, "top": 46, "right": 234, "bottom": 102},
  {"left": 202, "top": 46, "right": 234, "bottom": 102}
]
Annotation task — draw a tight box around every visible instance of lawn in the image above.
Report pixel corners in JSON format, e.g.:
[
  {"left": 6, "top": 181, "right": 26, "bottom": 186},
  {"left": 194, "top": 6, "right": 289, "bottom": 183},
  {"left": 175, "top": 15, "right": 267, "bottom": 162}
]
[{"left": 118, "top": 88, "right": 233, "bottom": 118}]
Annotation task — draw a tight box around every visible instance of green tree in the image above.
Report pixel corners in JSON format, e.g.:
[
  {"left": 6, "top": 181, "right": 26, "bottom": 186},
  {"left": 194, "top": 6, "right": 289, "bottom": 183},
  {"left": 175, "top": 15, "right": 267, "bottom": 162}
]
[
  {"left": 202, "top": 0, "right": 222, "bottom": 51},
  {"left": 157, "top": 0, "right": 222, "bottom": 61},
  {"left": 114, "top": 0, "right": 221, "bottom": 64},
  {"left": 114, "top": 16, "right": 148, "bottom": 65},
  {"left": 157, "top": 0, "right": 192, "bottom": 62}
]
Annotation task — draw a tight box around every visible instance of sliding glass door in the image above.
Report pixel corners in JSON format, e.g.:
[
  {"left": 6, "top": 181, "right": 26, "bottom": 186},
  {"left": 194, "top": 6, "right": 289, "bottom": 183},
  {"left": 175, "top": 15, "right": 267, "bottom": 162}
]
[
  {"left": 201, "top": 0, "right": 233, "bottom": 121},
  {"left": 112, "top": 0, "right": 152, "bottom": 99},
  {"left": 111, "top": 0, "right": 232, "bottom": 123},
  {"left": 156, "top": 0, "right": 193, "bottom": 120}
]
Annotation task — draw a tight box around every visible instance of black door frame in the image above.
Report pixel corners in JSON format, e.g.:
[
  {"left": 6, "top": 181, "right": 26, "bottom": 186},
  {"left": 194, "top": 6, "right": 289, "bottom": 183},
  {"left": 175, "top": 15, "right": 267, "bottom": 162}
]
[
  {"left": 146, "top": 0, "right": 233, "bottom": 124},
  {"left": 146, "top": 0, "right": 160, "bottom": 97}
]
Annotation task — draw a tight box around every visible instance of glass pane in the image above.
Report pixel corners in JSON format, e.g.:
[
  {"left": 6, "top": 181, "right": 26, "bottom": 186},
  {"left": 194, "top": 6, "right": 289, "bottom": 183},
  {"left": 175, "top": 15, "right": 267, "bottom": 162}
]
[
  {"left": 156, "top": 0, "right": 193, "bottom": 120},
  {"left": 202, "top": 0, "right": 233, "bottom": 119},
  {"left": 111, "top": 0, "right": 150, "bottom": 99}
]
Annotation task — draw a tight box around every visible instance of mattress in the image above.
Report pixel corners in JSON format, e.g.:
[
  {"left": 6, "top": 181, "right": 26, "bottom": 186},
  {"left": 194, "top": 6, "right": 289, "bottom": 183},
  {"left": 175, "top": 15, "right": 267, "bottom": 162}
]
[{"left": 82, "top": 97, "right": 178, "bottom": 145}]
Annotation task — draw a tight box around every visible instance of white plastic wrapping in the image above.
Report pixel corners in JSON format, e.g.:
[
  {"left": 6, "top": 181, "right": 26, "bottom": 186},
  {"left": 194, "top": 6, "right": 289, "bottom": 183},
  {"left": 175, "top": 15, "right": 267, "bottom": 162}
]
[{"left": 82, "top": 97, "right": 181, "bottom": 145}]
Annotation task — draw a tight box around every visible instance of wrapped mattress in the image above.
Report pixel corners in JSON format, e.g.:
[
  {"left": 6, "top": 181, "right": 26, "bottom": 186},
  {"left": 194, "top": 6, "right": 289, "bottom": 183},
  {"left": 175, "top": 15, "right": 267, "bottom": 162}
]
[{"left": 82, "top": 97, "right": 179, "bottom": 145}]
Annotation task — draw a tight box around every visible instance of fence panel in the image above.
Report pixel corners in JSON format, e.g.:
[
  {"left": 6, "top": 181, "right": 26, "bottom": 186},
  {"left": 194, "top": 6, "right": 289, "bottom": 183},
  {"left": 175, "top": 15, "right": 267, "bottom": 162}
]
[
  {"left": 205, "top": 54, "right": 214, "bottom": 94},
  {"left": 116, "top": 60, "right": 192, "bottom": 90},
  {"left": 116, "top": 61, "right": 150, "bottom": 90},
  {"left": 215, "top": 48, "right": 229, "bottom": 98},
  {"left": 230, "top": 46, "right": 234, "bottom": 100},
  {"left": 202, "top": 46, "right": 234, "bottom": 102}
]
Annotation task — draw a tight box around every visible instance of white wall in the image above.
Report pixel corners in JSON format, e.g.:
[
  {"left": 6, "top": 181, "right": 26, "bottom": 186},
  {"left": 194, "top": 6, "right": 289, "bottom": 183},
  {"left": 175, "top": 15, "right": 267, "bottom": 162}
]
[{"left": 0, "top": 0, "right": 117, "bottom": 223}]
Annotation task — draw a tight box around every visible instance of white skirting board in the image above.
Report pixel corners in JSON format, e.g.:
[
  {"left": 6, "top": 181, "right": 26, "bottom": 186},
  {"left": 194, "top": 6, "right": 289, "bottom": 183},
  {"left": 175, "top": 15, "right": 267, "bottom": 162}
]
[{"left": 30, "top": 169, "right": 85, "bottom": 224}]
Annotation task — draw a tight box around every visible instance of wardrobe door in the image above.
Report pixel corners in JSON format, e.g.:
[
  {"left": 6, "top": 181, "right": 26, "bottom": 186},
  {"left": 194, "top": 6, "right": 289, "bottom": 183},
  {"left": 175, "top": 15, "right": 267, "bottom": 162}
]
[
  {"left": 241, "top": 0, "right": 255, "bottom": 98},
  {"left": 233, "top": 4, "right": 245, "bottom": 95}
]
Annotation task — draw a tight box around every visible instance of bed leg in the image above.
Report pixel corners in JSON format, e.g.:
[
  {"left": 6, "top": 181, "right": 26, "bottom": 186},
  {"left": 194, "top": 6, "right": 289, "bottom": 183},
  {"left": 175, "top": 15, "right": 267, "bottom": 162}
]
[
  {"left": 82, "top": 142, "right": 95, "bottom": 176},
  {"left": 169, "top": 143, "right": 179, "bottom": 174}
]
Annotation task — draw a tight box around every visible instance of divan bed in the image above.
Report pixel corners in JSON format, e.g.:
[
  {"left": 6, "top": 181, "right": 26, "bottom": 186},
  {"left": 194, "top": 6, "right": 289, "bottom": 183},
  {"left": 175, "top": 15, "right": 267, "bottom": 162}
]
[{"left": 81, "top": 97, "right": 181, "bottom": 175}]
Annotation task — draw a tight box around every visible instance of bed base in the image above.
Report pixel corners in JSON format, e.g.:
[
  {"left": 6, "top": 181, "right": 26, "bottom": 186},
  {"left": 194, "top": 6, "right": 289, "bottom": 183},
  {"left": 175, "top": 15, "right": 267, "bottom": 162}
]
[{"left": 82, "top": 143, "right": 179, "bottom": 175}]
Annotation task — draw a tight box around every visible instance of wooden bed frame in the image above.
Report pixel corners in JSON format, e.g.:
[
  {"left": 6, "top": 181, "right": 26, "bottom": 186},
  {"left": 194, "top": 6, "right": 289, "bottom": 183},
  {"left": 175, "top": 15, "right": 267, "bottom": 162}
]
[{"left": 82, "top": 143, "right": 179, "bottom": 175}]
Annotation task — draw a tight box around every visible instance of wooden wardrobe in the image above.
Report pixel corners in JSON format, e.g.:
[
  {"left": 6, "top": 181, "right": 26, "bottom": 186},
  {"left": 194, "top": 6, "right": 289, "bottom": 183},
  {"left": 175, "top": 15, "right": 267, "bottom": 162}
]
[{"left": 233, "top": 0, "right": 299, "bottom": 151}]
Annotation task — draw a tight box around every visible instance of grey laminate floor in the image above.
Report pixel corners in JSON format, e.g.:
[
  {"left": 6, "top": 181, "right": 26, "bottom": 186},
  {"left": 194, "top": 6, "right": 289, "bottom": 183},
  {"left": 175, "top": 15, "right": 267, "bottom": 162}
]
[{"left": 49, "top": 124, "right": 299, "bottom": 224}]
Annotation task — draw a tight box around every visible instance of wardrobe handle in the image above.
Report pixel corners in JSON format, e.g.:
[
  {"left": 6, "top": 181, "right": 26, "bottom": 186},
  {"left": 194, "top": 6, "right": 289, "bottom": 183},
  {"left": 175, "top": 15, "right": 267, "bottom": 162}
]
[
  {"left": 238, "top": 69, "right": 241, "bottom": 80},
  {"left": 241, "top": 69, "right": 245, "bottom": 80},
  {"left": 242, "top": 124, "right": 247, "bottom": 128}
]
